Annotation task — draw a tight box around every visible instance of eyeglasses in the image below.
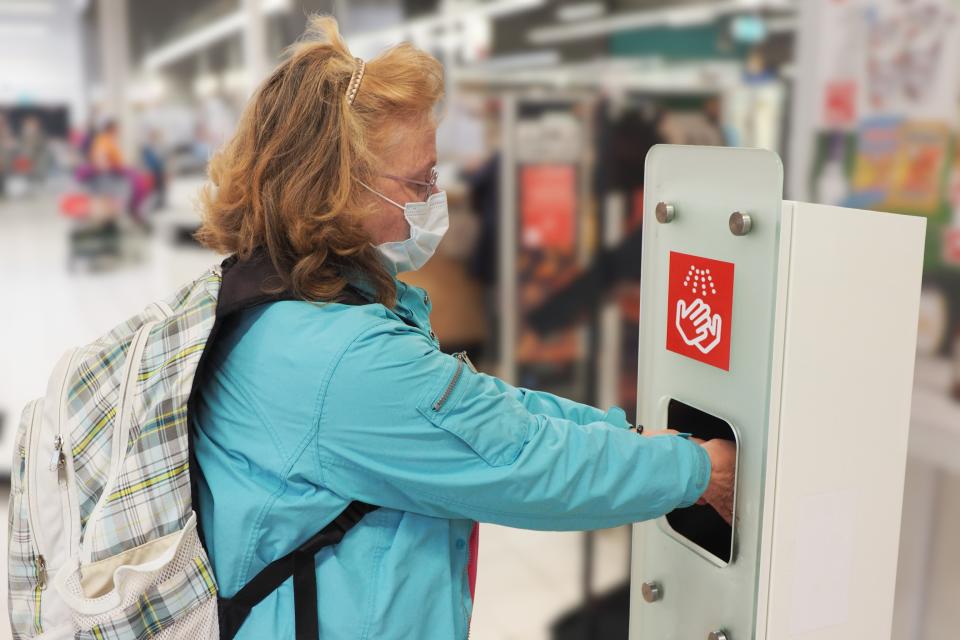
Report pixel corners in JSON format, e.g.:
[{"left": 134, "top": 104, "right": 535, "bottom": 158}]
[{"left": 382, "top": 167, "right": 439, "bottom": 202}]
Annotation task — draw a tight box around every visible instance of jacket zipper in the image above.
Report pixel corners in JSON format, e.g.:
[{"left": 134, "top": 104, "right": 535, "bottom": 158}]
[
  {"left": 433, "top": 352, "right": 474, "bottom": 412},
  {"left": 434, "top": 361, "right": 463, "bottom": 411}
]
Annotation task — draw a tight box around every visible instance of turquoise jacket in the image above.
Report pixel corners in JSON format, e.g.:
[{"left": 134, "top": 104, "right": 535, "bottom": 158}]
[{"left": 193, "top": 277, "right": 711, "bottom": 640}]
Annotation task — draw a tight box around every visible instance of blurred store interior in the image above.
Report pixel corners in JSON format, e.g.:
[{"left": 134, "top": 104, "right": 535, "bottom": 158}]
[{"left": 1, "top": 0, "right": 959, "bottom": 638}]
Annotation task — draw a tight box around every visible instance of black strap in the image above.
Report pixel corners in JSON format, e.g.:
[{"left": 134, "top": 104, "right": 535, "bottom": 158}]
[
  {"left": 293, "top": 550, "right": 318, "bottom": 640},
  {"left": 218, "top": 501, "right": 378, "bottom": 640},
  {"left": 185, "top": 249, "right": 379, "bottom": 639}
]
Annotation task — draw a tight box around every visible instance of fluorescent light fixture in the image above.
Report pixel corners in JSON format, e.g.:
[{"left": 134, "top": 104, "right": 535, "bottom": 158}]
[
  {"left": 472, "top": 50, "right": 561, "bottom": 71},
  {"left": 145, "top": 13, "right": 245, "bottom": 70},
  {"left": 261, "top": 0, "right": 290, "bottom": 13},
  {"left": 143, "top": 0, "right": 290, "bottom": 70},
  {"left": 557, "top": 2, "right": 606, "bottom": 23},
  {"left": 344, "top": 0, "right": 545, "bottom": 57},
  {"left": 0, "top": 1, "right": 54, "bottom": 16},
  {"left": 530, "top": 0, "right": 793, "bottom": 45},
  {"left": 477, "top": 0, "right": 545, "bottom": 19},
  {"left": 664, "top": 5, "right": 717, "bottom": 27}
]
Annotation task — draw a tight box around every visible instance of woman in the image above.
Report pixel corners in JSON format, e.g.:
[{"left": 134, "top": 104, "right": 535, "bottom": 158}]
[{"left": 193, "top": 16, "right": 735, "bottom": 640}]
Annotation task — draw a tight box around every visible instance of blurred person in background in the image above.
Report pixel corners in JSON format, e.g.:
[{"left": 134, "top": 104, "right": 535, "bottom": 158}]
[
  {"left": 86, "top": 119, "right": 128, "bottom": 222},
  {"left": 0, "top": 112, "right": 12, "bottom": 198},
  {"left": 90, "top": 119, "right": 124, "bottom": 172},
  {"left": 20, "top": 115, "right": 50, "bottom": 185},
  {"left": 192, "top": 16, "right": 735, "bottom": 640},
  {"left": 87, "top": 119, "right": 152, "bottom": 227},
  {"left": 141, "top": 128, "right": 168, "bottom": 210}
]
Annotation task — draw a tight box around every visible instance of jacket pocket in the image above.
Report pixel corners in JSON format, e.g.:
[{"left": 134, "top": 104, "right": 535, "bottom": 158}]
[{"left": 417, "top": 355, "right": 530, "bottom": 468}]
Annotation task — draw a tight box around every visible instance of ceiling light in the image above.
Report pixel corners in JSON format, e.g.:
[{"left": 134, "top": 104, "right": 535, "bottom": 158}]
[
  {"left": 0, "top": 1, "right": 54, "bottom": 16},
  {"left": 557, "top": 2, "right": 606, "bottom": 23}
]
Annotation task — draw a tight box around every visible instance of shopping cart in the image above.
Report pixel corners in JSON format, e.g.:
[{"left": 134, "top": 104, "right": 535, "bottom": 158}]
[{"left": 59, "top": 172, "right": 146, "bottom": 271}]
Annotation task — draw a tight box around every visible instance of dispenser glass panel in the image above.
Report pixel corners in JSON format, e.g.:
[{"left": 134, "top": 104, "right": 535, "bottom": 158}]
[
  {"left": 663, "top": 399, "right": 738, "bottom": 565},
  {"left": 632, "top": 146, "right": 784, "bottom": 640}
]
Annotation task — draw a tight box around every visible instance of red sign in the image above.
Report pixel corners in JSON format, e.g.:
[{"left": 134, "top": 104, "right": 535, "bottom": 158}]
[
  {"left": 665, "top": 251, "right": 735, "bottom": 371},
  {"left": 945, "top": 228, "right": 960, "bottom": 265},
  {"left": 824, "top": 80, "right": 857, "bottom": 127},
  {"left": 520, "top": 164, "right": 576, "bottom": 251}
]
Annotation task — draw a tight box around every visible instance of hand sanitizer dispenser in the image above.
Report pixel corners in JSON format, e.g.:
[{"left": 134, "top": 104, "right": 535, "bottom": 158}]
[{"left": 630, "top": 145, "right": 925, "bottom": 640}]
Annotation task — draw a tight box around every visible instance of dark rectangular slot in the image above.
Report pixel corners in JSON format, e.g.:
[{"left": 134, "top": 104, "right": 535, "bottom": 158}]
[{"left": 664, "top": 398, "right": 737, "bottom": 564}]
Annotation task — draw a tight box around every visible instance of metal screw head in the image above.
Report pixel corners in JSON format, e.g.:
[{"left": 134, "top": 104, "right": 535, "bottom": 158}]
[
  {"left": 729, "top": 211, "right": 752, "bottom": 236},
  {"left": 655, "top": 202, "right": 676, "bottom": 224},
  {"left": 708, "top": 630, "right": 729, "bottom": 640},
  {"left": 641, "top": 581, "right": 662, "bottom": 603}
]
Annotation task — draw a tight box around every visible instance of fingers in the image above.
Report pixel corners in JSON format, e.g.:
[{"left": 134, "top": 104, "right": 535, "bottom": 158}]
[
  {"left": 707, "top": 313, "right": 721, "bottom": 337},
  {"left": 641, "top": 428, "right": 680, "bottom": 437},
  {"left": 700, "top": 438, "right": 737, "bottom": 526},
  {"left": 689, "top": 301, "right": 711, "bottom": 325},
  {"left": 680, "top": 298, "right": 710, "bottom": 321}
]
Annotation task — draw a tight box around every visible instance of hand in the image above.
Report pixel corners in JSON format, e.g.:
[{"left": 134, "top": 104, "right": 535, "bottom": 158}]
[
  {"left": 640, "top": 428, "right": 680, "bottom": 437},
  {"left": 698, "top": 439, "right": 736, "bottom": 524},
  {"left": 676, "top": 299, "right": 722, "bottom": 354}
]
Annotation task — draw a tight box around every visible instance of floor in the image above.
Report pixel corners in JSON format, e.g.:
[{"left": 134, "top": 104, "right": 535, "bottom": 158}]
[{"left": 0, "top": 190, "right": 956, "bottom": 639}]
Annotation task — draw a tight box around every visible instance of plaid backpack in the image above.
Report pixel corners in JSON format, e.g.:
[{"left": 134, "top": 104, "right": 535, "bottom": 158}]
[{"left": 8, "top": 253, "right": 376, "bottom": 640}]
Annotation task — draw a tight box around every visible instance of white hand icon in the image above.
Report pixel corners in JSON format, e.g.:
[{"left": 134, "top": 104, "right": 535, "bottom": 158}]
[{"left": 676, "top": 298, "right": 722, "bottom": 354}]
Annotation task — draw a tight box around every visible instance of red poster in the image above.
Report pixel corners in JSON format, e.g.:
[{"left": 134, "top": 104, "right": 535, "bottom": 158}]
[
  {"left": 520, "top": 165, "right": 576, "bottom": 251},
  {"left": 945, "top": 228, "right": 960, "bottom": 265},
  {"left": 665, "top": 251, "right": 735, "bottom": 371},
  {"left": 824, "top": 80, "right": 857, "bottom": 127}
]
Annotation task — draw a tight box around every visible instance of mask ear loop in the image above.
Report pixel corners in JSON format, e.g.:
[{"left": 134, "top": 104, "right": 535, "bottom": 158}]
[{"left": 358, "top": 180, "right": 405, "bottom": 211}]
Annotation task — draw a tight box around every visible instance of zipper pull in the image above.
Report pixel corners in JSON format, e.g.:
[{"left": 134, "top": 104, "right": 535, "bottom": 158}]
[
  {"left": 36, "top": 555, "right": 47, "bottom": 589},
  {"left": 454, "top": 351, "right": 478, "bottom": 374},
  {"left": 49, "top": 434, "right": 65, "bottom": 473}
]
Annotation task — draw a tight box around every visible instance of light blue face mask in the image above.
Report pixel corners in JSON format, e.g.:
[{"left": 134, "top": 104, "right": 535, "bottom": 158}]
[{"left": 361, "top": 183, "right": 449, "bottom": 275}]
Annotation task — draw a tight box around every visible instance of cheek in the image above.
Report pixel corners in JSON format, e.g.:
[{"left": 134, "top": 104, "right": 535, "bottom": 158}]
[
  {"left": 366, "top": 202, "right": 409, "bottom": 245},
  {"left": 388, "top": 207, "right": 411, "bottom": 239}
]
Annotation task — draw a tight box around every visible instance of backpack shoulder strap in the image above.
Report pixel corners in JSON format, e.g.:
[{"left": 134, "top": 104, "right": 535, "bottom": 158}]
[
  {"left": 190, "top": 248, "right": 379, "bottom": 640},
  {"left": 217, "top": 501, "right": 378, "bottom": 640}
]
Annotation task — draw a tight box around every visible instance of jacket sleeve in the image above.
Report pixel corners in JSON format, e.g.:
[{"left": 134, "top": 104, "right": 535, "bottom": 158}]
[
  {"left": 477, "top": 373, "right": 631, "bottom": 429},
  {"left": 314, "top": 320, "right": 710, "bottom": 531}
]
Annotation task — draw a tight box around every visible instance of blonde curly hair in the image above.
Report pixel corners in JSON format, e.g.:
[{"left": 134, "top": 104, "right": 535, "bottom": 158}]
[{"left": 196, "top": 15, "right": 444, "bottom": 307}]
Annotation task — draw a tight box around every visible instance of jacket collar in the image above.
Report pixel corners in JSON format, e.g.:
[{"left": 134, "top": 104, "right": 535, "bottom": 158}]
[{"left": 217, "top": 248, "right": 367, "bottom": 320}]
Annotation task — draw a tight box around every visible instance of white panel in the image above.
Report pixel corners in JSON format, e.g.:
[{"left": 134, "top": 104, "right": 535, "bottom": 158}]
[
  {"left": 762, "top": 201, "right": 925, "bottom": 639},
  {"left": 631, "top": 145, "right": 784, "bottom": 640}
]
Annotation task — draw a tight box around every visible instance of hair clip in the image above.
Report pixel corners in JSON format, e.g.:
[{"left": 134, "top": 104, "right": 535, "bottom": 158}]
[{"left": 346, "top": 57, "right": 365, "bottom": 105}]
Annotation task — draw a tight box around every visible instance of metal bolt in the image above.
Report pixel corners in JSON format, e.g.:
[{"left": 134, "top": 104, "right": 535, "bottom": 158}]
[
  {"left": 655, "top": 202, "right": 676, "bottom": 224},
  {"left": 729, "top": 211, "right": 752, "bottom": 236},
  {"left": 708, "top": 630, "right": 730, "bottom": 640},
  {"left": 641, "top": 581, "right": 662, "bottom": 603}
]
